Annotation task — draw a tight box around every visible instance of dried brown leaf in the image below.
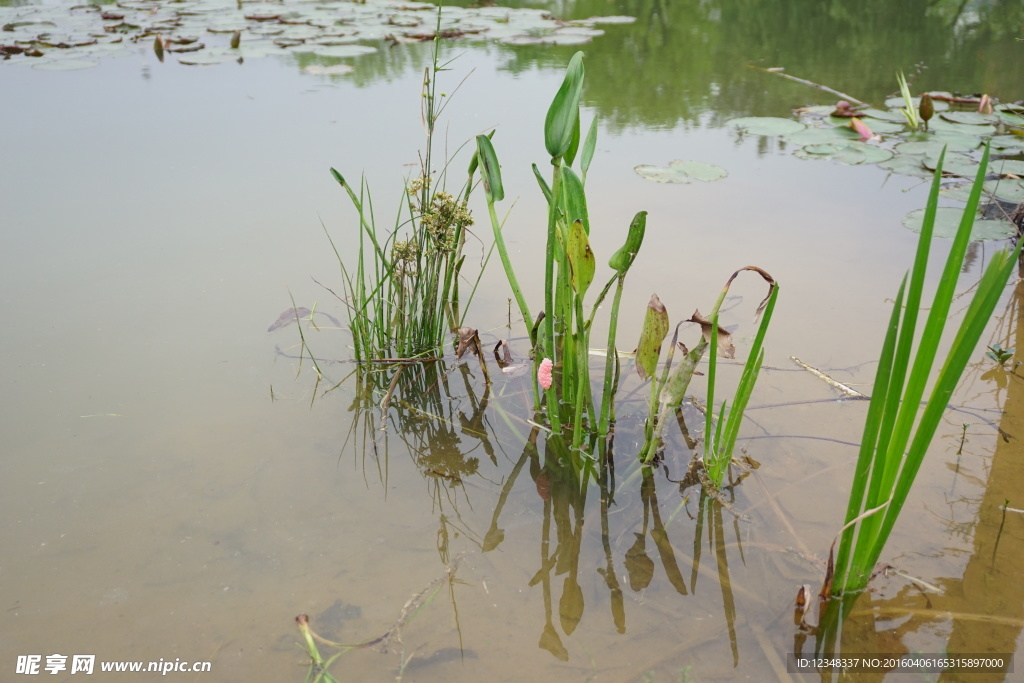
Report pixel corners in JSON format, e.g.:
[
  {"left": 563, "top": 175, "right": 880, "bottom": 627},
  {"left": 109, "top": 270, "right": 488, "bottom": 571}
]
[
  {"left": 492, "top": 339, "right": 513, "bottom": 367},
  {"left": 455, "top": 327, "right": 479, "bottom": 360},
  {"left": 689, "top": 309, "right": 735, "bottom": 359}
]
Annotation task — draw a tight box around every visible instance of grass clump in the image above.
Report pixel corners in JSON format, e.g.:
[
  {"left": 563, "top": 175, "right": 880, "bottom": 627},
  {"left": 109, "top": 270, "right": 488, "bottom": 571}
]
[
  {"left": 328, "top": 16, "right": 478, "bottom": 364},
  {"left": 810, "top": 143, "right": 1022, "bottom": 636}
]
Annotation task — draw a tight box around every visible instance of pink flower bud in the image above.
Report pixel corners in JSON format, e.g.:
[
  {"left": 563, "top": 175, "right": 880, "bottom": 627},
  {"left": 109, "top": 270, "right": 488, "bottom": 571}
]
[{"left": 537, "top": 358, "right": 553, "bottom": 390}]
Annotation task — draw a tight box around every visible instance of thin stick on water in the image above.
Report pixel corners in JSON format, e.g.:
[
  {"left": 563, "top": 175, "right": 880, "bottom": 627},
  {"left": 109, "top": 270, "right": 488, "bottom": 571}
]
[{"left": 748, "top": 65, "right": 868, "bottom": 106}]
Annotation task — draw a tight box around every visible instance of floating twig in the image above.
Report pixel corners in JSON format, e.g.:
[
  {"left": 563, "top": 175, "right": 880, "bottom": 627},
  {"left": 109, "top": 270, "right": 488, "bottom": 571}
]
[
  {"left": 749, "top": 65, "right": 868, "bottom": 106},
  {"left": 789, "top": 356, "right": 869, "bottom": 400}
]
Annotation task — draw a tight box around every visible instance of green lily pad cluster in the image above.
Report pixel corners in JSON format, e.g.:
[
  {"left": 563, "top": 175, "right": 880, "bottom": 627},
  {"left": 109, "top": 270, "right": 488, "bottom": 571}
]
[
  {"left": 0, "top": 0, "right": 633, "bottom": 70},
  {"left": 726, "top": 95, "right": 1024, "bottom": 241}
]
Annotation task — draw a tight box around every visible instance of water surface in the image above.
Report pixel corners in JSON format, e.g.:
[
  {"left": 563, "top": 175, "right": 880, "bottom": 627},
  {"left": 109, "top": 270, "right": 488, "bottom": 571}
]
[{"left": 3, "top": 0, "right": 1023, "bottom": 680}]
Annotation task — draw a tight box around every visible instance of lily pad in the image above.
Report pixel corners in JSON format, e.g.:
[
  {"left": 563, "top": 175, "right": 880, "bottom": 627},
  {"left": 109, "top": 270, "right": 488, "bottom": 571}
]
[
  {"left": 177, "top": 52, "right": 238, "bottom": 65},
  {"left": 307, "top": 44, "right": 377, "bottom": 58},
  {"left": 989, "top": 135, "right": 1024, "bottom": 153},
  {"left": 634, "top": 160, "right": 728, "bottom": 184},
  {"left": 0, "top": 0, "right": 633, "bottom": 69},
  {"left": 794, "top": 142, "right": 892, "bottom": 165},
  {"left": 581, "top": 15, "right": 636, "bottom": 24},
  {"left": 941, "top": 179, "right": 1024, "bottom": 204},
  {"left": 991, "top": 160, "right": 1024, "bottom": 177},
  {"left": 902, "top": 207, "right": 1017, "bottom": 241},
  {"left": 844, "top": 119, "right": 904, "bottom": 135},
  {"left": 884, "top": 96, "right": 949, "bottom": 112},
  {"left": 939, "top": 111, "right": 999, "bottom": 125},
  {"left": 921, "top": 152, "right": 983, "bottom": 178},
  {"left": 862, "top": 107, "right": 908, "bottom": 124},
  {"left": 783, "top": 125, "right": 860, "bottom": 146},
  {"left": 303, "top": 63, "right": 354, "bottom": 76},
  {"left": 927, "top": 117, "right": 997, "bottom": 137},
  {"left": 876, "top": 153, "right": 933, "bottom": 178},
  {"left": 726, "top": 117, "right": 805, "bottom": 136}
]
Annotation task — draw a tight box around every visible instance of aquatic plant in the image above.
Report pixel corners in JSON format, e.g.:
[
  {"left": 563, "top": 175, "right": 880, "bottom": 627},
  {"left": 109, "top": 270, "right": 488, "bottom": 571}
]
[
  {"left": 985, "top": 343, "right": 1015, "bottom": 367},
  {"left": 895, "top": 71, "right": 922, "bottom": 131},
  {"left": 476, "top": 51, "right": 650, "bottom": 475},
  {"left": 479, "top": 53, "right": 779, "bottom": 486},
  {"left": 328, "top": 15, "right": 478, "bottom": 363},
  {"left": 743, "top": 68, "right": 1024, "bottom": 228},
  {"left": 633, "top": 269, "right": 778, "bottom": 488},
  {"left": 819, "top": 143, "right": 1022, "bottom": 613}
]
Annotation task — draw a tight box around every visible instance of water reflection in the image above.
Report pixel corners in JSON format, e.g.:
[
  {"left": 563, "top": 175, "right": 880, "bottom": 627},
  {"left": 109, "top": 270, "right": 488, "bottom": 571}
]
[
  {"left": 331, "top": 351, "right": 801, "bottom": 674},
  {"left": 492, "top": 0, "right": 1024, "bottom": 130}
]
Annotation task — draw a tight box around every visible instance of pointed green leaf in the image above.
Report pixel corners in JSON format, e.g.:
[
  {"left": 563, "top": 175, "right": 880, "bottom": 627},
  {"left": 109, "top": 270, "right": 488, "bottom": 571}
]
[
  {"left": 564, "top": 111, "right": 581, "bottom": 167},
  {"left": 636, "top": 294, "right": 669, "bottom": 381},
  {"left": 608, "top": 211, "right": 646, "bottom": 273},
  {"left": 532, "top": 163, "right": 552, "bottom": 203},
  {"left": 475, "top": 134, "right": 504, "bottom": 202},
  {"left": 544, "top": 51, "right": 585, "bottom": 160},
  {"left": 581, "top": 116, "right": 598, "bottom": 183},
  {"left": 567, "top": 219, "right": 595, "bottom": 297},
  {"left": 560, "top": 166, "right": 589, "bottom": 233}
]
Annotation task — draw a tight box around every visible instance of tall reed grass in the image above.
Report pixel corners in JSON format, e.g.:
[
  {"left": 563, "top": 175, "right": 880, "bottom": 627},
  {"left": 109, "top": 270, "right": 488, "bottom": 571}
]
[{"left": 824, "top": 143, "right": 1022, "bottom": 604}]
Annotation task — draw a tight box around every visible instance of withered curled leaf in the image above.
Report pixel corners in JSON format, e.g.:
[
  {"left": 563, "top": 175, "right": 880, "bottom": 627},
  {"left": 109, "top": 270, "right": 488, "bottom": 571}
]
[{"left": 689, "top": 310, "right": 735, "bottom": 359}]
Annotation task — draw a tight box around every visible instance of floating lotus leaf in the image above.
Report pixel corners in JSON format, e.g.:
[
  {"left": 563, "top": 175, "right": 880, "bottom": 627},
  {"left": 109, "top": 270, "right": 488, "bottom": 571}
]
[
  {"left": 989, "top": 135, "right": 1024, "bottom": 153},
  {"left": 827, "top": 118, "right": 903, "bottom": 134},
  {"left": 634, "top": 160, "right": 728, "bottom": 183},
  {"left": 927, "top": 117, "right": 997, "bottom": 137},
  {"left": 794, "top": 142, "right": 892, "bottom": 165},
  {"left": 177, "top": 52, "right": 238, "bottom": 65},
  {"left": 992, "top": 160, "right": 1024, "bottom": 176},
  {"left": 902, "top": 207, "right": 1017, "bottom": 241},
  {"left": 544, "top": 32, "right": 594, "bottom": 45},
  {"left": 800, "top": 105, "right": 837, "bottom": 116},
  {"left": 783, "top": 125, "right": 860, "bottom": 146},
  {"left": 896, "top": 140, "right": 957, "bottom": 157},
  {"left": 876, "top": 153, "right": 932, "bottom": 178},
  {"left": 863, "top": 107, "right": 907, "bottom": 123},
  {"left": 555, "top": 26, "right": 604, "bottom": 37},
  {"left": 931, "top": 132, "right": 984, "bottom": 152},
  {"left": 303, "top": 63, "right": 354, "bottom": 76},
  {"left": 995, "top": 110, "right": 1024, "bottom": 127},
  {"left": 581, "top": 15, "right": 636, "bottom": 24},
  {"left": 942, "top": 179, "right": 1024, "bottom": 204},
  {"left": 726, "top": 116, "right": 805, "bottom": 136},
  {"left": 921, "top": 153, "right": 982, "bottom": 177},
  {"left": 308, "top": 44, "right": 377, "bottom": 58},
  {"left": 796, "top": 143, "right": 844, "bottom": 156},
  {"left": 892, "top": 130, "right": 978, "bottom": 152},
  {"left": 831, "top": 145, "right": 893, "bottom": 165},
  {"left": 0, "top": 0, "right": 632, "bottom": 68},
  {"left": 983, "top": 179, "right": 1024, "bottom": 203},
  {"left": 884, "top": 96, "right": 949, "bottom": 111},
  {"left": 860, "top": 119, "right": 901, "bottom": 134},
  {"left": 926, "top": 156, "right": 1024, "bottom": 179},
  {"left": 939, "top": 111, "right": 999, "bottom": 125}
]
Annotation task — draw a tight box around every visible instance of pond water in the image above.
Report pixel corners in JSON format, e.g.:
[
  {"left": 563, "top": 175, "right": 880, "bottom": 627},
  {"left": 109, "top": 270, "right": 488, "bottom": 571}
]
[{"left": 3, "top": 0, "right": 1024, "bottom": 680}]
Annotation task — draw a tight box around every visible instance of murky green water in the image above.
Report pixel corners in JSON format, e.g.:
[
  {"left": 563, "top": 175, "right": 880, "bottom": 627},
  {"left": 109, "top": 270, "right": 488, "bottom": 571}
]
[{"left": 3, "top": 0, "right": 1024, "bottom": 680}]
